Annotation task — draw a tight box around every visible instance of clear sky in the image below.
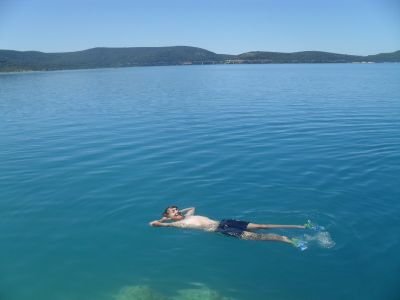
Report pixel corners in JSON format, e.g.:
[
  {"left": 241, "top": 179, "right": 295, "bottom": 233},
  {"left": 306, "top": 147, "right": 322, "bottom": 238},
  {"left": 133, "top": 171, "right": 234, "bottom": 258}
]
[{"left": 0, "top": 0, "right": 399, "bottom": 55}]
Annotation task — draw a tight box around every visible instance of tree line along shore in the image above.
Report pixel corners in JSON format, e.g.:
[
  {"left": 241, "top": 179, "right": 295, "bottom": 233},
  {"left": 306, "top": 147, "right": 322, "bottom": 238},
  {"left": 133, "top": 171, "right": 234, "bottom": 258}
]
[{"left": 1, "top": 46, "right": 399, "bottom": 72}]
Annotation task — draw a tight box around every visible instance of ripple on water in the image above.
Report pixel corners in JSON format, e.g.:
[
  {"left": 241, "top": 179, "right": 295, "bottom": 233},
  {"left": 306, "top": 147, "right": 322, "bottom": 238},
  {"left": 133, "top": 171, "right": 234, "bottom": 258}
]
[{"left": 0, "top": 64, "right": 400, "bottom": 300}]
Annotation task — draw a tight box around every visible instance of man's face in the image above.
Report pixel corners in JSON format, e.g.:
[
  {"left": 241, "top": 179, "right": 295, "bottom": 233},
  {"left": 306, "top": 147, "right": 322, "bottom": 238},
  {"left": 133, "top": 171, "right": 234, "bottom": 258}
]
[{"left": 166, "top": 207, "right": 184, "bottom": 221}]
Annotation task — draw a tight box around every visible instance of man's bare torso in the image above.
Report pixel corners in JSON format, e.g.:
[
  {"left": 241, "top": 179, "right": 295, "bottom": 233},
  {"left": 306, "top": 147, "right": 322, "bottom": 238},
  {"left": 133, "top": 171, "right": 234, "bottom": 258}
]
[{"left": 171, "top": 215, "right": 219, "bottom": 232}]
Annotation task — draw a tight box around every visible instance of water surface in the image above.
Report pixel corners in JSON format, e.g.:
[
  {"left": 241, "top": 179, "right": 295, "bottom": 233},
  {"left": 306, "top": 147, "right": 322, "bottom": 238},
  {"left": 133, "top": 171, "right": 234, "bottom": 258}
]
[{"left": 1, "top": 64, "right": 399, "bottom": 300}]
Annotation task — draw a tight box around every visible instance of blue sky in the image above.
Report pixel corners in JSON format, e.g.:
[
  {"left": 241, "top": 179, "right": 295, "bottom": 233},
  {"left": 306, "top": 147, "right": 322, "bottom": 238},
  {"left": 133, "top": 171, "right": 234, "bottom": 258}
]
[{"left": 0, "top": 0, "right": 399, "bottom": 55}]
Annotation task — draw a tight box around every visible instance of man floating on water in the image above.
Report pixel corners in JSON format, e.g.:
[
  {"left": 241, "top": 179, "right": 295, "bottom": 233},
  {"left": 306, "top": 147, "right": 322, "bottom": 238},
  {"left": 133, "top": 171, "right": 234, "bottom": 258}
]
[{"left": 150, "top": 206, "right": 316, "bottom": 250}]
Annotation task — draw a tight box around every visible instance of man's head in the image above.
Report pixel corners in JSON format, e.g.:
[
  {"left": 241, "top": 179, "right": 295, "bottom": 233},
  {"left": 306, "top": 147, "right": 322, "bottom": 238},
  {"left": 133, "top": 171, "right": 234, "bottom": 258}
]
[{"left": 163, "top": 205, "right": 184, "bottom": 221}]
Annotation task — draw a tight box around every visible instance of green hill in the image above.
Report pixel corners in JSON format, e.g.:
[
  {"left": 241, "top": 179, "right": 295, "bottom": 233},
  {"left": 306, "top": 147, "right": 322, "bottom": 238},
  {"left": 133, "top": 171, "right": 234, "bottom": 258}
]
[
  {"left": 0, "top": 46, "right": 231, "bottom": 72},
  {"left": 365, "top": 50, "right": 400, "bottom": 62},
  {"left": 0, "top": 46, "right": 398, "bottom": 72},
  {"left": 235, "top": 51, "right": 363, "bottom": 63}
]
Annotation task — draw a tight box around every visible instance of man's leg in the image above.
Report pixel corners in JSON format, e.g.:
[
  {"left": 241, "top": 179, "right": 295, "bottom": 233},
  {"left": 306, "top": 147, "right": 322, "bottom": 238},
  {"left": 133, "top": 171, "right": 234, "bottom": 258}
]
[
  {"left": 240, "top": 231, "right": 293, "bottom": 245},
  {"left": 247, "top": 223, "right": 305, "bottom": 230}
]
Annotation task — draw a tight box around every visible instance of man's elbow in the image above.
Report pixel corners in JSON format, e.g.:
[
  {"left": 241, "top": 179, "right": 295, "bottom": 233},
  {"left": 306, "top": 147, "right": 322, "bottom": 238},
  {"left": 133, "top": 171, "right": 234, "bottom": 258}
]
[{"left": 186, "top": 208, "right": 196, "bottom": 215}]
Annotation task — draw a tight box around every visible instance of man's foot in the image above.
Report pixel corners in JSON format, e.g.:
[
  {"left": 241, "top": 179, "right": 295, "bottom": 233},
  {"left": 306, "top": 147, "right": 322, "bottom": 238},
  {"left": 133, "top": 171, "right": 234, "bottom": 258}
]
[
  {"left": 291, "top": 238, "right": 308, "bottom": 251},
  {"left": 304, "top": 220, "right": 324, "bottom": 231}
]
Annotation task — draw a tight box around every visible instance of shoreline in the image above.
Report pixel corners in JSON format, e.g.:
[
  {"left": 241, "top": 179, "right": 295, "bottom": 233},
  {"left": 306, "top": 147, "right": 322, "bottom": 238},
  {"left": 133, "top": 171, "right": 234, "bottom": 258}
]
[{"left": 1, "top": 60, "right": 397, "bottom": 74}]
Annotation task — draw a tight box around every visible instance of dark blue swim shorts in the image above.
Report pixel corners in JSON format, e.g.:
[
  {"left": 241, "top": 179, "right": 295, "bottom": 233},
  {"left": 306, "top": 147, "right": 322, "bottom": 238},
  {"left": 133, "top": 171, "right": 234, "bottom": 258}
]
[{"left": 216, "top": 219, "right": 250, "bottom": 238}]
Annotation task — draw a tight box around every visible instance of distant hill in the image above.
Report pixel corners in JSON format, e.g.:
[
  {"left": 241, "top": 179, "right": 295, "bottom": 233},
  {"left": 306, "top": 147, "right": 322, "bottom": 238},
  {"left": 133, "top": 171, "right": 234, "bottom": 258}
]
[
  {"left": 235, "top": 51, "right": 363, "bottom": 63},
  {"left": 365, "top": 50, "right": 400, "bottom": 62},
  {"left": 0, "top": 46, "right": 398, "bottom": 72}
]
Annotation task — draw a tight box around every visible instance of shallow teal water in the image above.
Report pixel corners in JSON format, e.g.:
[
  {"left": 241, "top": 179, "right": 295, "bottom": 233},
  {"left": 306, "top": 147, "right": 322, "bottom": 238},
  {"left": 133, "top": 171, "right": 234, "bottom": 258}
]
[{"left": 1, "top": 64, "right": 399, "bottom": 300}]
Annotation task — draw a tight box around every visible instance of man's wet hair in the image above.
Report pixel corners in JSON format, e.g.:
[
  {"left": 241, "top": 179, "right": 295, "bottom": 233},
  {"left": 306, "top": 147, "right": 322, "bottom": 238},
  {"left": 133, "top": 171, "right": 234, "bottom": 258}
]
[{"left": 163, "top": 205, "right": 178, "bottom": 217}]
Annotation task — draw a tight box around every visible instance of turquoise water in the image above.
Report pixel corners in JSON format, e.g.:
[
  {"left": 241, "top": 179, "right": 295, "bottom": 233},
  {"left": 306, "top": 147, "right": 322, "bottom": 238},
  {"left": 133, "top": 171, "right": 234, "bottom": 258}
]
[{"left": 1, "top": 64, "right": 399, "bottom": 300}]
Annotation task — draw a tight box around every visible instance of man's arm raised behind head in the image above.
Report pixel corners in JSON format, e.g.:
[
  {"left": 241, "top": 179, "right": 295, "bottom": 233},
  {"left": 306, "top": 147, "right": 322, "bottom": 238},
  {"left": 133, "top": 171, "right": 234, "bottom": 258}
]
[
  {"left": 149, "top": 221, "right": 172, "bottom": 227},
  {"left": 149, "top": 217, "right": 170, "bottom": 227},
  {"left": 180, "top": 207, "right": 195, "bottom": 216},
  {"left": 149, "top": 220, "right": 184, "bottom": 227}
]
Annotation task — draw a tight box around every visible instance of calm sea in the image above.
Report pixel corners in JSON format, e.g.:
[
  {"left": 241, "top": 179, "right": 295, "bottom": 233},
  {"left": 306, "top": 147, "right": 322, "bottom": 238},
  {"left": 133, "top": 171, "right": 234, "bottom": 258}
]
[{"left": 1, "top": 64, "right": 399, "bottom": 300}]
